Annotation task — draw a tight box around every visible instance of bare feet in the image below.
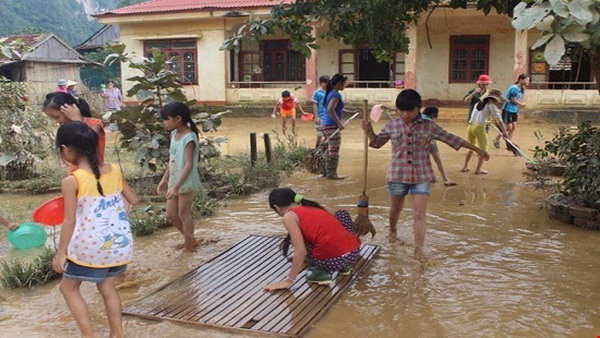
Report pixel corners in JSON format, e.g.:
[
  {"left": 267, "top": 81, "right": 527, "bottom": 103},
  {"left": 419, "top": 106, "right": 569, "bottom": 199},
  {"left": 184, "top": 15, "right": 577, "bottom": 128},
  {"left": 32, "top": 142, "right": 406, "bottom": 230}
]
[
  {"left": 444, "top": 180, "right": 457, "bottom": 186},
  {"left": 460, "top": 168, "right": 470, "bottom": 173},
  {"left": 414, "top": 248, "right": 428, "bottom": 263},
  {"left": 474, "top": 170, "right": 488, "bottom": 175},
  {"left": 388, "top": 229, "right": 398, "bottom": 242}
]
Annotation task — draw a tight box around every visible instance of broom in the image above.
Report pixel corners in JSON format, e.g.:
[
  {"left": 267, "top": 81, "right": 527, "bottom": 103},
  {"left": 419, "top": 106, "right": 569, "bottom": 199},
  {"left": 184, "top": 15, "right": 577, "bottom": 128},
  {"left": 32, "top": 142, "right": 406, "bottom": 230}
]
[
  {"left": 353, "top": 100, "right": 376, "bottom": 238},
  {"left": 489, "top": 124, "right": 536, "bottom": 164},
  {"left": 305, "top": 112, "right": 360, "bottom": 174}
]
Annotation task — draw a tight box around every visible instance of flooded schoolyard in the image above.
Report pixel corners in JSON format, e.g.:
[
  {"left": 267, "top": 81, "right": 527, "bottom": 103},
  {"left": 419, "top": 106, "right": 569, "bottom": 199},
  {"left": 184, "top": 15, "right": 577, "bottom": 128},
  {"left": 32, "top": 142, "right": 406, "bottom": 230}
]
[{"left": 1, "top": 117, "right": 599, "bottom": 337}]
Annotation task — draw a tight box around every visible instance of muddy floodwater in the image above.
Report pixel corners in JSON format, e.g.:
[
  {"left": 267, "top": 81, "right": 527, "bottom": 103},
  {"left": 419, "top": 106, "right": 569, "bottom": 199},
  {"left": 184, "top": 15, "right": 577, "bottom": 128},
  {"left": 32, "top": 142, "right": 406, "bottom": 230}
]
[{"left": 1, "top": 117, "right": 600, "bottom": 337}]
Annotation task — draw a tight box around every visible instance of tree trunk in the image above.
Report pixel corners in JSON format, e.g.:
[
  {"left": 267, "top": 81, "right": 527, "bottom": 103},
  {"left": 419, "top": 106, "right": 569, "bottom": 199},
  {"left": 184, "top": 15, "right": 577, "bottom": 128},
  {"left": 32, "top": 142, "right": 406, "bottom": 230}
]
[{"left": 590, "top": 51, "right": 600, "bottom": 96}]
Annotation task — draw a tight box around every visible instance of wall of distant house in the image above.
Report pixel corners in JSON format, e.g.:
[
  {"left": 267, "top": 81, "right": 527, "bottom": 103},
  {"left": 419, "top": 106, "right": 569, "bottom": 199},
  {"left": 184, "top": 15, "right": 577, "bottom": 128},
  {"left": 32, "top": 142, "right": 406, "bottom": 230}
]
[
  {"left": 25, "top": 62, "right": 82, "bottom": 96},
  {"left": 119, "top": 19, "right": 227, "bottom": 104}
]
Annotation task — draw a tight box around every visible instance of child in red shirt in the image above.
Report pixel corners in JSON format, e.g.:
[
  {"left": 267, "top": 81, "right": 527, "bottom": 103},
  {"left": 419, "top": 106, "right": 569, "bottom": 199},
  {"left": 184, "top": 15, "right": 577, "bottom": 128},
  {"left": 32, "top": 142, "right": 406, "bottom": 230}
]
[
  {"left": 264, "top": 188, "right": 361, "bottom": 290},
  {"left": 271, "top": 90, "right": 308, "bottom": 136}
]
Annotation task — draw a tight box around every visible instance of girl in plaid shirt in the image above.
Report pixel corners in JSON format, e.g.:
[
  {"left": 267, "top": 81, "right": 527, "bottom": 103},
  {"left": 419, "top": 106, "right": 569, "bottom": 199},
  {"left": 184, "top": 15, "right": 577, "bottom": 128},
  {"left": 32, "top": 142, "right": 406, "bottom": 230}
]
[{"left": 362, "top": 89, "right": 489, "bottom": 262}]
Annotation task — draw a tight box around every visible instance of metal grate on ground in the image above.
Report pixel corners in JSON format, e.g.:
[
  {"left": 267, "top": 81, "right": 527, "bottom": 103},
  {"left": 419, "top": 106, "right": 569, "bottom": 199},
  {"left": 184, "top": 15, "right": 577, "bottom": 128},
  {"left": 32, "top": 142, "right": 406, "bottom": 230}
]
[{"left": 123, "top": 235, "right": 380, "bottom": 337}]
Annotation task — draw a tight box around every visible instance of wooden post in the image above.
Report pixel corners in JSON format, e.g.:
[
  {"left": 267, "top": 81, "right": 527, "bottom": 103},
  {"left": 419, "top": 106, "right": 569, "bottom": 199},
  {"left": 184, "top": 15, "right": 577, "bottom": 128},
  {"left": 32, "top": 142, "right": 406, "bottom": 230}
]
[
  {"left": 250, "top": 133, "right": 257, "bottom": 166},
  {"left": 264, "top": 133, "right": 272, "bottom": 164}
]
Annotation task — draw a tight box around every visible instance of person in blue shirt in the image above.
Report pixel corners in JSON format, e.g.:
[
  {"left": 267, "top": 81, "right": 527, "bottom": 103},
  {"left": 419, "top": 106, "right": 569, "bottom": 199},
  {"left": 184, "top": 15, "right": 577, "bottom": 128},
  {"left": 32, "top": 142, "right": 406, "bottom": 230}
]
[
  {"left": 493, "top": 73, "right": 529, "bottom": 154},
  {"left": 311, "top": 75, "right": 330, "bottom": 146},
  {"left": 322, "top": 73, "right": 360, "bottom": 179}
]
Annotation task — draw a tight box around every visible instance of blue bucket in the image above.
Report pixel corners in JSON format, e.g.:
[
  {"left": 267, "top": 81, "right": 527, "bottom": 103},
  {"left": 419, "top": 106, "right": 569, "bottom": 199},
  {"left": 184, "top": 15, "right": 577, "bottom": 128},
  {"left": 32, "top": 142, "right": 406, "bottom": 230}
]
[{"left": 7, "top": 222, "right": 48, "bottom": 250}]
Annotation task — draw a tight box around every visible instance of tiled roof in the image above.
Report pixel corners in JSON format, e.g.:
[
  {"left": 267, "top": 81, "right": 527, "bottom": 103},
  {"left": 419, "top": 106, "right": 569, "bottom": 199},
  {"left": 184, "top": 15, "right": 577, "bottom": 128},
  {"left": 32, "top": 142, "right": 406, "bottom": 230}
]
[{"left": 97, "top": 0, "right": 293, "bottom": 16}]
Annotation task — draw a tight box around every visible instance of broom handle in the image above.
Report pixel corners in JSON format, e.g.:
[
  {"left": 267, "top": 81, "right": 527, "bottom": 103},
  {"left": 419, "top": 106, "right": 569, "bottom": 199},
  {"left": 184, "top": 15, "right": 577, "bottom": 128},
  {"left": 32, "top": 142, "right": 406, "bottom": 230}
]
[
  {"left": 489, "top": 123, "right": 535, "bottom": 163},
  {"left": 362, "top": 99, "right": 368, "bottom": 196},
  {"left": 322, "top": 112, "right": 360, "bottom": 144}
]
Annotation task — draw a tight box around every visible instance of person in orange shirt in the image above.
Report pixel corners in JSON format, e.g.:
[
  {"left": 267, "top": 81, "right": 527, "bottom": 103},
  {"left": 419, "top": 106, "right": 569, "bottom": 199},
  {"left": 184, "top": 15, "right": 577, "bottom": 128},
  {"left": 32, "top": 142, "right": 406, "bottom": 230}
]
[
  {"left": 272, "top": 90, "right": 308, "bottom": 136},
  {"left": 43, "top": 92, "right": 106, "bottom": 173}
]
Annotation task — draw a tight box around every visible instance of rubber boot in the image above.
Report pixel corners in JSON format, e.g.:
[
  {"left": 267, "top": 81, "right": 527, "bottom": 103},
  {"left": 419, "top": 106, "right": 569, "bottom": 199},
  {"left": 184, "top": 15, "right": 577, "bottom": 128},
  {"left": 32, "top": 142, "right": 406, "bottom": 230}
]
[{"left": 326, "top": 156, "right": 345, "bottom": 180}]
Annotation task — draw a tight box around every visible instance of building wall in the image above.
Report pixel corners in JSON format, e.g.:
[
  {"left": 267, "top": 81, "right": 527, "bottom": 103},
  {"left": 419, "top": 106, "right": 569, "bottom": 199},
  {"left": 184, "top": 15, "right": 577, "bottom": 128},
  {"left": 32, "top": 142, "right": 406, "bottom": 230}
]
[
  {"left": 119, "top": 19, "right": 227, "bottom": 104},
  {"left": 25, "top": 62, "right": 82, "bottom": 96}
]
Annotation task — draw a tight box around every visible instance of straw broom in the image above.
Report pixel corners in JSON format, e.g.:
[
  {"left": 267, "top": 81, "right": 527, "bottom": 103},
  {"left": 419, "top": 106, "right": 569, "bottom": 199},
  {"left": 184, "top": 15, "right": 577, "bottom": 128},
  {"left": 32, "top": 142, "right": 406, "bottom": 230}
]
[
  {"left": 353, "top": 100, "right": 376, "bottom": 238},
  {"left": 304, "top": 112, "right": 360, "bottom": 175}
]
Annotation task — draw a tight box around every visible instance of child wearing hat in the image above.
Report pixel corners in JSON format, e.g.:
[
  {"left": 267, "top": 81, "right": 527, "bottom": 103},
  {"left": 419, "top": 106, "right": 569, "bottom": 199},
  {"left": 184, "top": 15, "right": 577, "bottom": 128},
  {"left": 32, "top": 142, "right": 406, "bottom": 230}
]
[
  {"left": 272, "top": 90, "right": 308, "bottom": 136},
  {"left": 463, "top": 74, "right": 492, "bottom": 122},
  {"left": 66, "top": 80, "right": 78, "bottom": 97},
  {"left": 461, "top": 89, "right": 509, "bottom": 175}
]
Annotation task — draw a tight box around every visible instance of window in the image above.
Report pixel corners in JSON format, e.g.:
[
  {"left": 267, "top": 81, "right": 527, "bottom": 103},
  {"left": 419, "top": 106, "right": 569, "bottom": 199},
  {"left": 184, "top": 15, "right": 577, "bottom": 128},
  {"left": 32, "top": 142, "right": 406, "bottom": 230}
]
[
  {"left": 260, "top": 40, "right": 305, "bottom": 81},
  {"left": 144, "top": 39, "right": 197, "bottom": 84},
  {"left": 338, "top": 49, "right": 404, "bottom": 87},
  {"left": 449, "top": 36, "right": 489, "bottom": 83},
  {"left": 239, "top": 51, "right": 261, "bottom": 82}
]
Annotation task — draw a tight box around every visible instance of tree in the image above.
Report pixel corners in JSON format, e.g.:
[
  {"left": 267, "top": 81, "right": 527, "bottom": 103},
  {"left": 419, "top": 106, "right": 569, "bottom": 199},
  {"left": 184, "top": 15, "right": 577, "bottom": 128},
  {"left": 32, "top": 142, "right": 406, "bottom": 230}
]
[
  {"left": 117, "top": 0, "right": 146, "bottom": 8},
  {"left": 512, "top": 0, "right": 600, "bottom": 94},
  {"left": 221, "top": 0, "right": 599, "bottom": 93}
]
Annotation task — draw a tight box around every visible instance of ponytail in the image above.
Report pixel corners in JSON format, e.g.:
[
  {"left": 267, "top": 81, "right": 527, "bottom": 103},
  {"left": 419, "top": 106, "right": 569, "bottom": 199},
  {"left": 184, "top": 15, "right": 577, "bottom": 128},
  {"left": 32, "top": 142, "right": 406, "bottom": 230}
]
[
  {"left": 515, "top": 73, "right": 530, "bottom": 95},
  {"left": 325, "top": 73, "right": 348, "bottom": 105},
  {"left": 269, "top": 188, "right": 325, "bottom": 259},
  {"left": 56, "top": 121, "right": 103, "bottom": 195},
  {"left": 476, "top": 97, "right": 491, "bottom": 111},
  {"left": 43, "top": 92, "right": 92, "bottom": 117},
  {"left": 160, "top": 101, "right": 199, "bottom": 137}
]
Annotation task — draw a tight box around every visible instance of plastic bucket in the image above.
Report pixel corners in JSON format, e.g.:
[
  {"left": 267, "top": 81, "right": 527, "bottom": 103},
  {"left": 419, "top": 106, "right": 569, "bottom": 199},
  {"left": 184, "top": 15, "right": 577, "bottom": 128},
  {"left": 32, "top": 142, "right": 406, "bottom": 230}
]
[
  {"left": 8, "top": 222, "right": 48, "bottom": 250},
  {"left": 33, "top": 196, "right": 64, "bottom": 226}
]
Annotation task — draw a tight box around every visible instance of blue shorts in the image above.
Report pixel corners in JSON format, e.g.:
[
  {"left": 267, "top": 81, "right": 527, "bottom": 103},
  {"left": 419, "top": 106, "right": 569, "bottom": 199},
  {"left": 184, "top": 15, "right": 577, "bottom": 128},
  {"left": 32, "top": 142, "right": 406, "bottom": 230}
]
[
  {"left": 388, "top": 182, "right": 431, "bottom": 197},
  {"left": 64, "top": 260, "right": 127, "bottom": 283}
]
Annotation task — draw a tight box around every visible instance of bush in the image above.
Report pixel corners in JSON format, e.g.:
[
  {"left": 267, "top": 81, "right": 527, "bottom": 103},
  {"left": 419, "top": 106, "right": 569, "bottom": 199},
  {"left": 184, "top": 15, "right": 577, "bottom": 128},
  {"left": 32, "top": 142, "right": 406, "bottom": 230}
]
[
  {"left": 129, "top": 205, "right": 171, "bottom": 236},
  {"left": 532, "top": 122, "right": 600, "bottom": 208},
  {"left": 0, "top": 78, "right": 51, "bottom": 180},
  {"left": 0, "top": 247, "right": 59, "bottom": 289}
]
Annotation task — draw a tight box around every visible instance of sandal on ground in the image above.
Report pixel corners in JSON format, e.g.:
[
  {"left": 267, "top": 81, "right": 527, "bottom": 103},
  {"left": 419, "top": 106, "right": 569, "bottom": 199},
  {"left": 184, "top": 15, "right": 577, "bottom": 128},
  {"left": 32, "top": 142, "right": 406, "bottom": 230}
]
[
  {"left": 493, "top": 140, "right": 501, "bottom": 148},
  {"left": 460, "top": 168, "right": 471, "bottom": 173},
  {"left": 474, "top": 170, "right": 488, "bottom": 175},
  {"left": 444, "top": 181, "right": 457, "bottom": 186}
]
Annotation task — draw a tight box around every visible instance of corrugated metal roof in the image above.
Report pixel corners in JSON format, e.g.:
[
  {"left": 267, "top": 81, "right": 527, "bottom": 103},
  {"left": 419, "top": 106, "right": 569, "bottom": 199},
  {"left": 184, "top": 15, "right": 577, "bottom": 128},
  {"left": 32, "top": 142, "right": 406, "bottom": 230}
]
[{"left": 97, "top": 0, "right": 293, "bottom": 17}]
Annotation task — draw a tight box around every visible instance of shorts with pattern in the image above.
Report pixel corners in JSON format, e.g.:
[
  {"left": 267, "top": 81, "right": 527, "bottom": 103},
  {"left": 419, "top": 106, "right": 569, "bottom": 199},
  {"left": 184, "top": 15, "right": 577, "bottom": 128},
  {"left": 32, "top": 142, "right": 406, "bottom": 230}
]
[
  {"left": 322, "top": 125, "right": 342, "bottom": 157},
  {"left": 307, "top": 210, "right": 360, "bottom": 272}
]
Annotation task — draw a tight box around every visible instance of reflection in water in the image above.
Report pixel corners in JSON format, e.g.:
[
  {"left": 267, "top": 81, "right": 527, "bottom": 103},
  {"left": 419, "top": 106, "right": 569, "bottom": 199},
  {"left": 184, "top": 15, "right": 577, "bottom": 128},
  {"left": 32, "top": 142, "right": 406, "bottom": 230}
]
[{"left": 1, "top": 118, "right": 600, "bottom": 337}]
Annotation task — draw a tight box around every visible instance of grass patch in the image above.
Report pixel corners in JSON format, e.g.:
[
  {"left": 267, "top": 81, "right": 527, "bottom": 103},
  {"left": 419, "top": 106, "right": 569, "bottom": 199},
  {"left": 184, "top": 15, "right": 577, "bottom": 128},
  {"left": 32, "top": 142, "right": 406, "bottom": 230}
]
[
  {"left": 0, "top": 247, "right": 59, "bottom": 289},
  {"left": 129, "top": 205, "right": 171, "bottom": 236}
]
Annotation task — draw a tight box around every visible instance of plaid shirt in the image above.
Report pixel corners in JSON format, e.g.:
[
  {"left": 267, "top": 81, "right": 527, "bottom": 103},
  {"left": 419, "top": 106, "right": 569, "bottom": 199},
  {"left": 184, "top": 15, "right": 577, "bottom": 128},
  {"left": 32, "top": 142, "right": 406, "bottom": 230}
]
[{"left": 370, "top": 117, "right": 465, "bottom": 184}]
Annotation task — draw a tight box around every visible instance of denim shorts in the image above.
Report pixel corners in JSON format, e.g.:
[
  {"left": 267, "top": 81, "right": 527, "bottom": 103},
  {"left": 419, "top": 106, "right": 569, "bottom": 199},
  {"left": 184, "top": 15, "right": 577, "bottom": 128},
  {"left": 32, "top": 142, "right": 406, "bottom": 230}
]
[
  {"left": 64, "top": 260, "right": 127, "bottom": 283},
  {"left": 388, "top": 182, "right": 431, "bottom": 197}
]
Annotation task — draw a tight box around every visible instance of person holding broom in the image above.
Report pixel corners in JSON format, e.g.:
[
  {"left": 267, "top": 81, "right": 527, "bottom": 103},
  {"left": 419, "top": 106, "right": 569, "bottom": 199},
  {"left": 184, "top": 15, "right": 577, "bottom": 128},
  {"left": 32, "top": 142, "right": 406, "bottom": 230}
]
[
  {"left": 361, "top": 89, "right": 489, "bottom": 262},
  {"left": 322, "top": 73, "right": 360, "bottom": 179}
]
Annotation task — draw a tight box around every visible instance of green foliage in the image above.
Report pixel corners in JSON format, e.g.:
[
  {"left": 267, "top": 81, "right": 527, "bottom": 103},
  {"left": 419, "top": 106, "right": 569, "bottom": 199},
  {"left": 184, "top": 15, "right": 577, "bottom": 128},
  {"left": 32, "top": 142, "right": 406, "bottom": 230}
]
[
  {"left": 0, "top": 247, "right": 59, "bottom": 289},
  {"left": 0, "top": 0, "right": 105, "bottom": 45},
  {"left": 117, "top": 0, "right": 146, "bottom": 8},
  {"left": 512, "top": 0, "right": 600, "bottom": 63},
  {"left": 0, "top": 37, "right": 30, "bottom": 61},
  {"left": 80, "top": 47, "right": 121, "bottom": 89},
  {"left": 0, "top": 78, "right": 50, "bottom": 180},
  {"left": 105, "top": 44, "right": 229, "bottom": 171},
  {"left": 221, "top": 0, "right": 520, "bottom": 61},
  {"left": 534, "top": 122, "right": 600, "bottom": 208},
  {"left": 129, "top": 205, "right": 171, "bottom": 236}
]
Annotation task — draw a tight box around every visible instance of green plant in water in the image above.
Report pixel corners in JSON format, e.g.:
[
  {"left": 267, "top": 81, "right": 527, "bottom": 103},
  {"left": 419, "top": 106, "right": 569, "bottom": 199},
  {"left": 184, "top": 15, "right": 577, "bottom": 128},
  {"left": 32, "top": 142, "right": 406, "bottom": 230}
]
[
  {"left": 129, "top": 205, "right": 171, "bottom": 236},
  {"left": 104, "top": 44, "right": 228, "bottom": 172},
  {"left": 533, "top": 122, "right": 600, "bottom": 208},
  {"left": 0, "top": 247, "right": 59, "bottom": 289}
]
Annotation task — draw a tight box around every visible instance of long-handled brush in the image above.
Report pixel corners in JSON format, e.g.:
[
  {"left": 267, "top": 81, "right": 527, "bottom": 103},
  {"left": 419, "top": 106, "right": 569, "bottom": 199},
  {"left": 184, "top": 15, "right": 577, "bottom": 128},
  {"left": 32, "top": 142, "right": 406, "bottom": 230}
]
[
  {"left": 305, "top": 112, "right": 360, "bottom": 174},
  {"left": 353, "top": 100, "right": 376, "bottom": 238},
  {"left": 489, "top": 124, "right": 536, "bottom": 164}
]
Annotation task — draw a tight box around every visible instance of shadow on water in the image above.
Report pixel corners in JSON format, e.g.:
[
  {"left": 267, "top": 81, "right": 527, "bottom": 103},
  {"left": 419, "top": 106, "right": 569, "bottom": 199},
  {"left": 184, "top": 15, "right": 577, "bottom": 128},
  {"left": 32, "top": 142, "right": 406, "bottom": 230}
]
[{"left": 1, "top": 118, "right": 600, "bottom": 337}]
